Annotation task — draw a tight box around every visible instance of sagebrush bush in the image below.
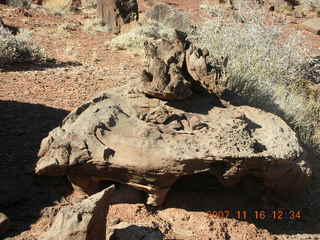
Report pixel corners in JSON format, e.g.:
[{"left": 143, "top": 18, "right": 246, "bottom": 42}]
[
  {"left": 0, "top": 27, "right": 45, "bottom": 66},
  {"left": 110, "top": 21, "right": 177, "bottom": 54},
  {"left": 301, "top": 0, "right": 320, "bottom": 8},
  {"left": 144, "top": 3, "right": 192, "bottom": 32},
  {"left": 6, "top": 0, "right": 32, "bottom": 9},
  {"left": 190, "top": 4, "right": 320, "bottom": 149},
  {"left": 302, "top": 56, "right": 320, "bottom": 84}
]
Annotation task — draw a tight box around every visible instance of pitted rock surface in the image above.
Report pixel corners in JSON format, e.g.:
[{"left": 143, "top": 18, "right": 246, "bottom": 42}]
[{"left": 36, "top": 85, "right": 311, "bottom": 206}]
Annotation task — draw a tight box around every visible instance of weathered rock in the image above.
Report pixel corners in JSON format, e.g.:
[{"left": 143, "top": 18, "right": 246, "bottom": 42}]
[
  {"left": 0, "top": 213, "right": 10, "bottom": 235},
  {"left": 107, "top": 222, "right": 164, "bottom": 240},
  {"left": 301, "top": 18, "right": 320, "bottom": 35},
  {"left": 39, "top": 185, "right": 114, "bottom": 240},
  {"left": 139, "top": 38, "right": 192, "bottom": 100},
  {"left": 42, "top": 0, "right": 81, "bottom": 13},
  {"left": 97, "top": 0, "right": 138, "bottom": 34},
  {"left": 36, "top": 78, "right": 311, "bottom": 206},
  {"left": 186, "top": 44, "right": 228, "bottom": 96},
  {"left": 0, "top": 17, "right": 19, "bottom": 35},
  {"left": 6, "top": 0, "right": 32, "bottom": 9},
  {"left": 134, "top": 31, "right": 228, "bottom": 100}
]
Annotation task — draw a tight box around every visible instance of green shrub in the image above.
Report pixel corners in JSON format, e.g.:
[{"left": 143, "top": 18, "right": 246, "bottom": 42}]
[{"left": 0, "top": 27, "right": 45, "bottom": 66}]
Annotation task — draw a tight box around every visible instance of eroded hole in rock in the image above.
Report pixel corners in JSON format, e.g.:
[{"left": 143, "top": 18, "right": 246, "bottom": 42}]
[
  {"left": 252, "top": 141, "right": 267, "bottom": 153},
  {"left": 238, "top": 175, "right": 265, "bottom": 200},
  {"left": 171, "top": 172, "right": 224, "bottom": 192},
  {"left": 97, "top": 180, "right": 119, "bottom": 192},
  {"left": 170, "top": 172, "right": 265, "bottom": 201},
  {"left": 210, "top": 161, "right": 231, "bottom": 177}
]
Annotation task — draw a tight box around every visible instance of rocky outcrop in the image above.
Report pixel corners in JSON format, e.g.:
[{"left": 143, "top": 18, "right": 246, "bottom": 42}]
[
  {"left": 97, "top": 0, "right": 138, "bottom": 34},
  {"left": 41, "top": 0, "right": 81, "bottom": 13},
  {"left": 35, "top": 32, "right": 311, "bottom": 206},
  {"left": 35, "top": 79, "right": 311, "bottom": 206},
  {"left": 301, "top": 18, "right": 320, "bottom": 35},
  {"left": 0, "top": 213, "right": 10, "bottom": 235},
  {"left": 134, "top": 30, "right": 228, "bottom": 100},
  {"left": 39, "top": 185, "right": 114, "bottom": 240}
]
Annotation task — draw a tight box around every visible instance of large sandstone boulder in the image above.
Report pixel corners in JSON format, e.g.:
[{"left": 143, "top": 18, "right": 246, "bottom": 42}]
[
  {"left": 36, "top": 81, "right": 311, "bottom": 206},
  {"left": 39, "top": 185, "right": 114, "bottom": 240},
  {"left": 35, "top": 33, "right": 311, "bottom": 206}
]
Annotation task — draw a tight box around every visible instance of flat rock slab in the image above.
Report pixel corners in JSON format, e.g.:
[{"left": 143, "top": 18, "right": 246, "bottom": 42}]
[
  {"left": 301, "top": 18, "right": 320, "bottom": 35},
  {"left": 36, "top": 84, "right": 311, "bottom": 206},
  {"left": 39, "top": 185, "right": 114, "bottom": 240}
]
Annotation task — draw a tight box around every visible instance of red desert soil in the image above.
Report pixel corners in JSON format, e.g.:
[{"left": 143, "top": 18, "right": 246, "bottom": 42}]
[{"left": 1, "top": 0, "right": 320, "bottom": 239}]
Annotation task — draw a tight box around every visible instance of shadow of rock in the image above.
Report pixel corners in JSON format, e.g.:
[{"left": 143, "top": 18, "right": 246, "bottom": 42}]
[
  {"left": 108, "top": 222, "right": 165, "bottom": 240},
  {"left": 159, "top": 172, "right": 316, "bottom": 235},
  {"left": 0, "top": 60, "right": 82, "bottom": 72},
  {"left": 0, "top": 100, "right": 72, "bottom": 237},
  {"left": 166, "top": 93, "right": 225, "bottom": 114},
  {"left": 108, "top": 184, "right": 145, "bottom": 205}
]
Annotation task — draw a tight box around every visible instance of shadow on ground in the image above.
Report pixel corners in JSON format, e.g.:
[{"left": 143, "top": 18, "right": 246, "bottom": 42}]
[
  {"left": 160, "top": 173, "right": 319, "bottom": 235},
  {"left": 0, "top": 100, "right": 72, "bottom": 237},
  {"left": 103, "top": 173, "right": 319, "bottom": 235},
  {"left": 0, "top": 60, "right": 82, "bottom": 72}
]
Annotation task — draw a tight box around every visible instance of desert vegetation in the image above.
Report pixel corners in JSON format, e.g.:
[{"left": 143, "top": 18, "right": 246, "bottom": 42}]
[
  {"left": 195, "top": 1, "right": 320, "bottom": 214},
  {"left": 0, "top": 25, "right": 45, "bottom": 66},
  {"left": 194, "top": 3, "right": 320, "bottom": 150}
]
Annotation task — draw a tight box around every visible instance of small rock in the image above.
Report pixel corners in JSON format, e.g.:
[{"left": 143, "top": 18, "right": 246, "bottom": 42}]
[
  {"left": 107, "top": 222, "right": 163, "bottom": 240},
  {"left": 0, "top": 212, "right": 10, "bottom": 235},
  {"left": 301, "top": 18, "right": 320, "bottom": 35},
  {"left": 39, "top": 185, "right": 114, "bottom": 240}
]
